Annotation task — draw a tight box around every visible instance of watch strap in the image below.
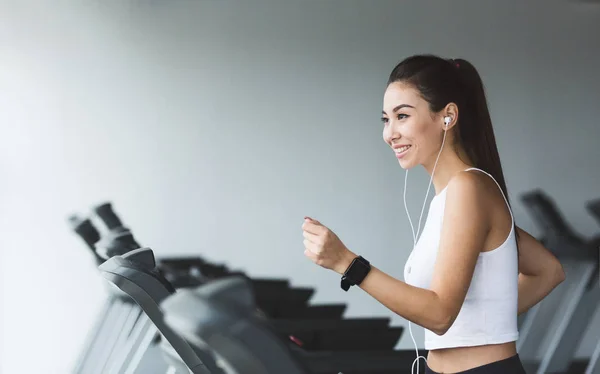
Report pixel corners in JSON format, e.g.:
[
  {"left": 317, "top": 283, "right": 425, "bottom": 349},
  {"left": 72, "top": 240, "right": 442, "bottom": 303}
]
[{"left": 340, "top": 256, "right": 370, "bottom": 292}]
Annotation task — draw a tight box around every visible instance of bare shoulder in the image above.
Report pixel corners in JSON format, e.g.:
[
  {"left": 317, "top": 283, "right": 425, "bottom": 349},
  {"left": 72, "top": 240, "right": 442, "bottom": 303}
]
[
  {"left": 447, "top": 169, "right": 512, "bottom": 249},
  {"left": 443, "top": 169, "right": 502, "bottom": 232},
  {"left": 445, "top": 169, "right": 492, "bottom": 205}
]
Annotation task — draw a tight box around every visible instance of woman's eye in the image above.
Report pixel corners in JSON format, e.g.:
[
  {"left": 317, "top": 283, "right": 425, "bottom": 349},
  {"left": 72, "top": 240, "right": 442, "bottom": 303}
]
[{"left": 381, "top": 114, "right": 408, "bottom": 124}]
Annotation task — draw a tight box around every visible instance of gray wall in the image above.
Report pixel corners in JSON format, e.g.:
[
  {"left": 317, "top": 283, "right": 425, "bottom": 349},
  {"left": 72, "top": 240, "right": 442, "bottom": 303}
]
[{"left": 1, "top": 1, "right": 599, "bottom": 373}]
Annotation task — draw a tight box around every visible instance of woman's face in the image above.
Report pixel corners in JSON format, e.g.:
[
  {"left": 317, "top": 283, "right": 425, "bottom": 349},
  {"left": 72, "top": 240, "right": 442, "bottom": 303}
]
[{"left": 382, "top": 82, "right": 445, "bottom": 170}]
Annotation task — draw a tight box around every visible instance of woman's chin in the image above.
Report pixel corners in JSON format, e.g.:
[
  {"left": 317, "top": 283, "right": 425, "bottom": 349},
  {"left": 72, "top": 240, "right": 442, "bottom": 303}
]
[{"left": 397, "top": 158, "right": 416, "bottom": 170}]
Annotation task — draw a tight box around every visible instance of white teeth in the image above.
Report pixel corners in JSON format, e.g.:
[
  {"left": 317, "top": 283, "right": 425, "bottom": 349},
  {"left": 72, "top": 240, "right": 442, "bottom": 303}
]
[{"left": 395, "top": 145, "right": 411, "bottom": 153}]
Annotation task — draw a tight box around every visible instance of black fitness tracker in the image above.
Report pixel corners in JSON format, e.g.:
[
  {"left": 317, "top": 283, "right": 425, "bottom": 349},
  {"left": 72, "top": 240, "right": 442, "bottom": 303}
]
[{"left": 341, "top": 256, "right": 371, "bottom": 291}]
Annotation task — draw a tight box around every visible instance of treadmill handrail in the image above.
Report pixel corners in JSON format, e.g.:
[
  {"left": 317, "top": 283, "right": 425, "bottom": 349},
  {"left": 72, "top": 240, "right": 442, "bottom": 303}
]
[
  {"left": 162, "top": 277, "right": 311, "bottom": 374},
  {"left": 98, "top": 248, "right": 221, "bottom": 374}
]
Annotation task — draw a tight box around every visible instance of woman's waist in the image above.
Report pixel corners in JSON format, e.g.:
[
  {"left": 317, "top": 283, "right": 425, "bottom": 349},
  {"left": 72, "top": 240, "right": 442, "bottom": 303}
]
[{"left": 426, "top": 341, "right": 517, "bottom": 373}]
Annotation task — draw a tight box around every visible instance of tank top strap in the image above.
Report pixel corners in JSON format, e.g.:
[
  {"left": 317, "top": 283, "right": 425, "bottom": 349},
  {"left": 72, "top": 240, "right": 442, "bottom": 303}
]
[{"left": 463, "top": 167, "right": 514, "bottom": 225}]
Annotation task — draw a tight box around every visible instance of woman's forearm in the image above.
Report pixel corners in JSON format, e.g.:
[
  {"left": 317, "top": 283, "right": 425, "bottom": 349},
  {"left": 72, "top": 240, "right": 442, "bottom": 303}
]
[
  {"left": 517, "top": 270, "right": 564, "bottom": 315},
  {"left": 355, "top": 266, "right": 451, "bottom": 335},
  {"left": 333, "top": 253, "right": 451, "bottom": 334}
]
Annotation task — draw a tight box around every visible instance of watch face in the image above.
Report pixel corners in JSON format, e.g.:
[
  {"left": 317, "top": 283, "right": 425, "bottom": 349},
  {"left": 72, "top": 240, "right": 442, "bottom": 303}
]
[{"left": 348, "top": 261, "right": 370, "bottom": 285}]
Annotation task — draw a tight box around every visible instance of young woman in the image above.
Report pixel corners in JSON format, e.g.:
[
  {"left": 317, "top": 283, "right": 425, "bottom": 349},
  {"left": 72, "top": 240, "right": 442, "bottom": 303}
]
[{"left": 302, "top": 54, "right": 566, "bottom": 374}]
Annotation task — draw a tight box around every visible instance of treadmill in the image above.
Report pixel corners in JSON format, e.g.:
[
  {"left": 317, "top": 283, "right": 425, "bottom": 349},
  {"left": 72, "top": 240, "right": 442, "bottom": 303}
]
[
  {"left": 588, "top": 340, "right": 600, "bottom": 374},
  {"left": 587, "top": 199, "right": 600, "bottom": 226},
  {"left": 99, "top": 247, "right": 223, "bottom": 374},
  {"left": 71, "top": 202, "right": 407, "bottom": 372},
  {"left": 69, "top": 203, "right": 154, "bottom": 374},
  {"left": 584, "top": 199, "right": 600, "bottom": 374},
  {"left": 69, "top": 213, "right": 145, "bottom": 374},
  {"left": 161, "top": 276, "right": 421, "bottom": 374},
  {"left": 518, "top": 190, "right": 600, "bottom": 374},
  {"left": 69, "top": 203, "right": 230, "bottom": 374},
  {"left": 100, "top": 247, "right": 411, "bottom": 373},
  {"left": 68, "top": 214, "right": 117, "bottom": 374}
]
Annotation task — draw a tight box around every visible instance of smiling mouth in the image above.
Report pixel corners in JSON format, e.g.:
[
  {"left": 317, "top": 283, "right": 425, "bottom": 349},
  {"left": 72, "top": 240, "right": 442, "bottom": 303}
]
[{"left": 394, "top": 145, "right": 411, "bottom": 158}]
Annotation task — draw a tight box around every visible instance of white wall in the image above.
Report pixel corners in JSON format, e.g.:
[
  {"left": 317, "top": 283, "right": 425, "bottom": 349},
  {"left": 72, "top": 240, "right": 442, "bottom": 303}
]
[{"left": 1, "top": 1, "right": 599, "bottom": 373}]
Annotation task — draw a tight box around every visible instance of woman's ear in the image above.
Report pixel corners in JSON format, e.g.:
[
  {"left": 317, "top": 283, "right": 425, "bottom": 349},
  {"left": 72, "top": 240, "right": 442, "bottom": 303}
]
[{"left": 442, "top": 103, "right": 459, "bottom": 130}]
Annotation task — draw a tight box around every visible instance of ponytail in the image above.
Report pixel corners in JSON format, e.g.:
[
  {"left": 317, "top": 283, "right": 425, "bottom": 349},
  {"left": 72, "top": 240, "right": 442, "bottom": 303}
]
[{"left": 453, "top": 59, "right": 509, "bottom": 201}]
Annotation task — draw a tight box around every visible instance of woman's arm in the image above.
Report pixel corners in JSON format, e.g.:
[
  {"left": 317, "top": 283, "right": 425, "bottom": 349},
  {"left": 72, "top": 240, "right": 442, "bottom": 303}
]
[
  {"left": 515, "top": 227, "right": 565, "bottom": 315},
  {"left": 334, "top": 172, "right": 490, "bottom": 335},
  {"left": 337, "top": 264, "right": 455, "bottom": 336}
]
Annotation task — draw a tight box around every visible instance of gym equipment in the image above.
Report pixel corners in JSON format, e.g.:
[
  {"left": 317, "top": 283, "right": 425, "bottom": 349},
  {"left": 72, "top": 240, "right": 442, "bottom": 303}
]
[
  {"left": 587, "top": 338, "right": 600, "bottom": 374},
  {"left": 585, "top": 199, "right": 600, "bottom": 374},
  {"left": 92, "top": 202, "right": 141, "bottom": 259},
  {"left": 586, "top": 198, "right": 600, "bottom": 226},
  {"left": 98, "top": 246, "right": 411, "bottom": 373},
  {"left": 69, "top": 201, "right": 415, "bottom": 373},
  {"left": 68, "top": 215, "right": 104, "bottom": 265},
  {"left": 517, "top": 190, "right": 600, "bottom": 374},
  {"left": 85, "top": 255, "right": 236, "bottom": 374},
  {"left": 69, "top": 213, "right": 141, "bottom": 374},
  {"left": 69, "top": 203, "right": 397, "bottom": 373},
  {"left": 99, "top": 247, "right": 222, "bottom": 373},
  {"left": 94, "top": 202, "right": 127, "bottom": 231},
  {"left": 162, "top": 276, "right": 421, "bottom": 374},
  {"left": 69, "top": 203, "right": 220, "bottom": 373},
  {"left": 69, "top": 203, "right": 146, "bottom": 374}
]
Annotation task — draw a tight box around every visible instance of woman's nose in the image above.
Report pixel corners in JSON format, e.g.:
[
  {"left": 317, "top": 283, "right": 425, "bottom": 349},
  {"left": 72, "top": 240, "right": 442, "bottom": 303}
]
[{"left": 383, "top": 123, "right": 400, "bottom": 144}]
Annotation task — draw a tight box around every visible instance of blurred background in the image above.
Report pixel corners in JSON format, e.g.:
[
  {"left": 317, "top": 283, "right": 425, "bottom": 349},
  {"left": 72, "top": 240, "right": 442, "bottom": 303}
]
[{"left": 1, "top": 1, "right": 599, "bottom": 373}]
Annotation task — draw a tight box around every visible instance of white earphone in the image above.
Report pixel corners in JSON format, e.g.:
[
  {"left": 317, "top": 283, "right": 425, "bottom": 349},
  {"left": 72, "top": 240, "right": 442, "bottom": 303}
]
[{"left": 444, "top": 116, "right": 452, "bottom": 128}]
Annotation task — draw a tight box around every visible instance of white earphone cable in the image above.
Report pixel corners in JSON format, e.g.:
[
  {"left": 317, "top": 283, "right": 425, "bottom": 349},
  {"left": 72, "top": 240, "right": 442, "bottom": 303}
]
[{"left": 404, "top": 120, "right": 449, "bottom": 374}]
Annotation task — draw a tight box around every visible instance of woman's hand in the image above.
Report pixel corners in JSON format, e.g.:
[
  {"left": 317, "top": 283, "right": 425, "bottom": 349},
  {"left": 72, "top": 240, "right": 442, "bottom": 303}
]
[{"left": 302, "top": 216, "right": 356, "bottom": 275}]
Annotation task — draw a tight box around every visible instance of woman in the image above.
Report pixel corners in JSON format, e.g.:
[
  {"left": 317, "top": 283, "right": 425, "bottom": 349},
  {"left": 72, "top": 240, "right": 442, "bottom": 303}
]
[{"left": 302, "top": 54, "right": 566, "bottom": 374}]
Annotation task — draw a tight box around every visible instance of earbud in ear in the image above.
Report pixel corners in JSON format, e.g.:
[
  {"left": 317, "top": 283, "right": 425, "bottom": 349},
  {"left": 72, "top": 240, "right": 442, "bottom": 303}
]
[{"left": 444, "top": 116, "right": 451, "bottom": 128}]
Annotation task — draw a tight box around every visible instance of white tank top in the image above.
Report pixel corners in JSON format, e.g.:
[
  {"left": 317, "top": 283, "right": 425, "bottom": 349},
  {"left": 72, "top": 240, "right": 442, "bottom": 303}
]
[{"left": 403, "top": 168, "right": 519, "bottom": 350}]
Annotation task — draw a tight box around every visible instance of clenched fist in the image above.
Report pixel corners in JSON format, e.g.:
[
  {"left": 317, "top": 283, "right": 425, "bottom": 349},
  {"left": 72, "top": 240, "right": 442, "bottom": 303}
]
[{"left": 302, "top": 216, "right": 356, "bottom": 275}]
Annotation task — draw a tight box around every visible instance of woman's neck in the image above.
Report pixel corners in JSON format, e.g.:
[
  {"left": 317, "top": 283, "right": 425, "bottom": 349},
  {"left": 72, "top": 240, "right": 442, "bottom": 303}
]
[{"left": 424, "top": 146, "right": 473, "bottom": 195}]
